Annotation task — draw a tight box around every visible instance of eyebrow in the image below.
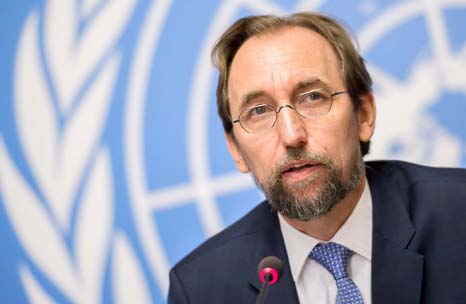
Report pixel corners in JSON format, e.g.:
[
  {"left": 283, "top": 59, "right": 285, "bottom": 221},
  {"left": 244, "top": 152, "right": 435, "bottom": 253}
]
[
  {"left": 238, "top": 90, "right": 267, "bottom": 109},
  {"left": 294, "top": 78, "right": 333, "bottom": 93},
  {"left": 237, "top": 78, "right": 333, "bottom": 109}
]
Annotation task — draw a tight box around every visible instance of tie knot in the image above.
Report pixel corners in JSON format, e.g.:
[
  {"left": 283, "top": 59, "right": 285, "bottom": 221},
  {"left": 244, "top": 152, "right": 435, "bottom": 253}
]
[{"left": 309, "top": 242, "right": 352, "bottom": 280}]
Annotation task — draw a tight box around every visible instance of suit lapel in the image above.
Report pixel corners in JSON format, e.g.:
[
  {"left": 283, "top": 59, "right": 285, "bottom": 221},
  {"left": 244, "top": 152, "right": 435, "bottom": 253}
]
[
  {"left": 246, "top": 205, "right": 299, "bottom": 304},
  {"left": 367, "top": 165, "right": 424, "bottom": 304}
]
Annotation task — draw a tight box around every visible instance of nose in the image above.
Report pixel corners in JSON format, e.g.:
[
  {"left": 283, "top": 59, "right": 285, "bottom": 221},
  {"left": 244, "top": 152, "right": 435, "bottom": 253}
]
[{"left": 276, "top": 105, "right": 308, "bottom": 148}]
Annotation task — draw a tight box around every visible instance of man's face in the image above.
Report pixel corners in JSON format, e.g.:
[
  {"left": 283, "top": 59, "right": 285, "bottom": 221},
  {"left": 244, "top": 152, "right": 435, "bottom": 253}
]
[{"left": 225, "top": 26, "right": 375, "bottom": 220}]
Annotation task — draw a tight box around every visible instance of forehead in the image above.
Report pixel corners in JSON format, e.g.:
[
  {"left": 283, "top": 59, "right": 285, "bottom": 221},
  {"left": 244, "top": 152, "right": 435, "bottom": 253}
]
[{"left": 228, "top": 26, "right": 343, "bottom": 108}]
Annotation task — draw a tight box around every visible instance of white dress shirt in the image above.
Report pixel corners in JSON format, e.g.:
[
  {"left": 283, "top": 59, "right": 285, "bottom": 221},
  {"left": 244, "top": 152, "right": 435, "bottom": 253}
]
[{"left": 279, "top": 180, "right": 373, "bottom": 304}]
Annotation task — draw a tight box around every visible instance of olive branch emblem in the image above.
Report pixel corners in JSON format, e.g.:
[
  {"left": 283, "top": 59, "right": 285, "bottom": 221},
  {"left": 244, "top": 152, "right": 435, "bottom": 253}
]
[{"left": 0, "top": 1, "right": 151, "bottom": 303}]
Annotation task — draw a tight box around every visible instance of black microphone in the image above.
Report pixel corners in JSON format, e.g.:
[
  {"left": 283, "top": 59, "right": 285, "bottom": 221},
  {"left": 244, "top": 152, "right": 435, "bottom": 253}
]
[{"left": 255, "top": 256, "right": 284, "bottom": 304}]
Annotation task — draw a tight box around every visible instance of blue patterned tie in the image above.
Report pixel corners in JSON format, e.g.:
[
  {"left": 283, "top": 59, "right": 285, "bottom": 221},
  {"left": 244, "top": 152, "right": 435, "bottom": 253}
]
[{"left": 309, "top": 242, "right": 364, "bottom": 304}]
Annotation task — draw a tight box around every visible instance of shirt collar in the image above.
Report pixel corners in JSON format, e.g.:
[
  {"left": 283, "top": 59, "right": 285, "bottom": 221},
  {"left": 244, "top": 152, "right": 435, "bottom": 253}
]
[{"left": 278, "top": 179, "right": 373, "bottom": 282}]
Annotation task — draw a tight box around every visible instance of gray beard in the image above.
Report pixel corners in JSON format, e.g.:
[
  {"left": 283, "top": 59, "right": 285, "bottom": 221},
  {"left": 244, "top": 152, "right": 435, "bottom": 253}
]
[{"left": 255, "top": 148, "right": 362, "bottom": 221}]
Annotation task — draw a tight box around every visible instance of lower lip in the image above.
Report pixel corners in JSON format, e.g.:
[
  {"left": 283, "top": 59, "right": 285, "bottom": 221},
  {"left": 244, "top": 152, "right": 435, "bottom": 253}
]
[{"left": 282, "top": 164, "right": 322, "bottom": 182}]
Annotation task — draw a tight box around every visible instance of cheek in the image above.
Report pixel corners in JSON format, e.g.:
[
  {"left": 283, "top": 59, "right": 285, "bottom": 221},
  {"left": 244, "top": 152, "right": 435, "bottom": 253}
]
[
  {"left": 311, "top": 112, "right": 360, "bottom": 168},
  {"left": 335, "top": 117, "right": 361, "bottom": 176},
  {"left": 239, "top": 134, "right": 281, "bottom": 178}
]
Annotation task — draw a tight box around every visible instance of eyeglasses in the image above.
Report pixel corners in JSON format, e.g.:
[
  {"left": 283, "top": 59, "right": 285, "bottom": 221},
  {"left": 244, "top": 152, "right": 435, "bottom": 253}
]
[{"left": 231, "top": 89, "right": 350, "bottom": 133}]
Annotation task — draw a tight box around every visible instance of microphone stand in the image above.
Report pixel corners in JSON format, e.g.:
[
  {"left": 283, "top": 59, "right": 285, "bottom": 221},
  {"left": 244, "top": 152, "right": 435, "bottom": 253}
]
[{"left": 255, "top": 273, "right": 272, "bottom": 304}]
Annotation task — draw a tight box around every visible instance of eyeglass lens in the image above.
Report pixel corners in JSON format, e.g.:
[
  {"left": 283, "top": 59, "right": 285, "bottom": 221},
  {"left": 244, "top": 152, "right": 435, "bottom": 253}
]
[{"left": 238, "top": 89, "right": 334, "bottom": 133}]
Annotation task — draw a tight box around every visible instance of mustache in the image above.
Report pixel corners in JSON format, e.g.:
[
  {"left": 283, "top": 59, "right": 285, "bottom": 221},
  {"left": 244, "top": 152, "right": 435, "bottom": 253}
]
[{"left": 272, "top": 148, "right": 333, "bottom": 178}]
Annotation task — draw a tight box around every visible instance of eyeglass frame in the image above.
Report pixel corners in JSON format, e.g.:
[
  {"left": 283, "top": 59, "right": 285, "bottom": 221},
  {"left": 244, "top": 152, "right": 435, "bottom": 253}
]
[{"left": 231, "top": 90, "right": 351, "bottom": 134}]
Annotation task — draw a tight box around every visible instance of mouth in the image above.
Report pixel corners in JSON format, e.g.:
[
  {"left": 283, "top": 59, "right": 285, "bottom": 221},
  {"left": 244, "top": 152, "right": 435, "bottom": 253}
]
[{"left": 281, "top": 161, "right": 322, "bottom": 181}]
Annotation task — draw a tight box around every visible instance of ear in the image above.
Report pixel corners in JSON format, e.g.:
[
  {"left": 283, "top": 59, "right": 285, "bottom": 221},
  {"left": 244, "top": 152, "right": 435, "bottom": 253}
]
[
  {"left": 357, "top": 92, "right": 376, "bottom": 143},
  {"left": 225, "top": 132, "right": 250, "bottom": 173}
]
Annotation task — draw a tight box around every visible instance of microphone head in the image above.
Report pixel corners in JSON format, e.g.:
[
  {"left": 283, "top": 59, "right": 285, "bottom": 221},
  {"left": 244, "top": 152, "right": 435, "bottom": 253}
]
[{"left": 257, "top": 256, "right": 284, "bottom": 285}]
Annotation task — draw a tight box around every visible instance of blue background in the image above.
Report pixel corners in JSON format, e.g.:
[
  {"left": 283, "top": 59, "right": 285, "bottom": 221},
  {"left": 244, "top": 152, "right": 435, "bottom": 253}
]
[{"left": 1, "top": 0, "right": 465, "bottom": 302}]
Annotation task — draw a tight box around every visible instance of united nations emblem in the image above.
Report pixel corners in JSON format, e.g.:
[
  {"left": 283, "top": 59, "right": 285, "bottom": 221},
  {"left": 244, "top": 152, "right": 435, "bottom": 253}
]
[{"left": 0, "top": 0, "right": 465, "bottom": 302}]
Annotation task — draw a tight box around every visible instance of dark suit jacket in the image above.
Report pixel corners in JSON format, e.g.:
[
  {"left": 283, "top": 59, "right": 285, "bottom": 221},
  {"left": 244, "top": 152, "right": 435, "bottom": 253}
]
[{"left": 168, "top": 161, "right": 466, "bottom": 303}]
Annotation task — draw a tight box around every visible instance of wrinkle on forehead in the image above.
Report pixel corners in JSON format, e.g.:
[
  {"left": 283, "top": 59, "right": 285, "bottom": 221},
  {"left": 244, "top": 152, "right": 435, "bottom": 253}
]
[{"left": 228, "top": 26, "right": 344, "bottom": 114}]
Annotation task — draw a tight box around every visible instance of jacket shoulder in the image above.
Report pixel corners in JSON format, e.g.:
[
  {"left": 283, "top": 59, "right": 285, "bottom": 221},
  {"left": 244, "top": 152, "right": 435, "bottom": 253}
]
[
  {"left": 365, "top": 160, "right": 466, "bottom": 184},
  {"left": 172, "top": 201, "right": 275, "bottom": 268},
  {"left": 167, "top": 201, "right": 282, "bottom": 303},
  {"left": 366, "top": 160, "right": 466, "bottom": 224}
]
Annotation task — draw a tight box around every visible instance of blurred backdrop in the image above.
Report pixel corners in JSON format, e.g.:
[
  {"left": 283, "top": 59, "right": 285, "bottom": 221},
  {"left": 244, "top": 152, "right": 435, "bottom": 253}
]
[{"left": 1, "top": 0, "right": 465, "bottom": 303}]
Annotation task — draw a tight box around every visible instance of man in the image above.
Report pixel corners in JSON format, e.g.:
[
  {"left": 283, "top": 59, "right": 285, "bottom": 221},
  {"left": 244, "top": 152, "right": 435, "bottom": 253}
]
[{"left": 168, "top": 12, "right": 466, "bottom": 304}]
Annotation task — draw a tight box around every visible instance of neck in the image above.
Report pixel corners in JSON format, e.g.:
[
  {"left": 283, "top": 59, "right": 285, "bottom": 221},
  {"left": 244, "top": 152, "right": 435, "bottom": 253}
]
[{"left": 282, "top": 172, "right": 366, "bottom": 241}]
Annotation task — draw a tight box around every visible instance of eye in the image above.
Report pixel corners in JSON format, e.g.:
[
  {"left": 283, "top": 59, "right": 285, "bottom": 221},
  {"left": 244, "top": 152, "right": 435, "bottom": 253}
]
[
  {"left": 298, "top": 90, "right": 330, "bottom": 106},
  {"left": 308, "top": 91, "right": 323, "bottom": 100},
  {"left": 249, "top": 105, "right": 271, "bottom": 116}
]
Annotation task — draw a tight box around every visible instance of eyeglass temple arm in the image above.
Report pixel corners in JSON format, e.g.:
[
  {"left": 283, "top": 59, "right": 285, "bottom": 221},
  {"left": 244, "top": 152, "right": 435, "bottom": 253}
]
[{"left": 331, "top": 91, "right": 351, "bottom": 97}]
